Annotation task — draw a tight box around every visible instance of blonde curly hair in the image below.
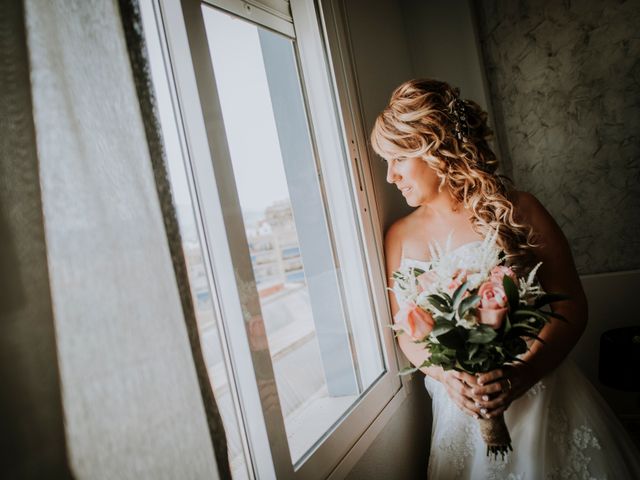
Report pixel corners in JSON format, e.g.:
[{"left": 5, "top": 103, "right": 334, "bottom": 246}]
[{"left": 370, "top": 78, "right": 538, "bottom": 273}]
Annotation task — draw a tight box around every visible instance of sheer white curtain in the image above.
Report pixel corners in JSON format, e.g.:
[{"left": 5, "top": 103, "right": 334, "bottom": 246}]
[{"left": 1, "top": 0, "right": 229, "bottom": 477}]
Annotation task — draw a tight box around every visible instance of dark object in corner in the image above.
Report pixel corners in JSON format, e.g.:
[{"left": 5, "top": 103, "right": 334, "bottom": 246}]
[{"left": 599, "top": 326, "right": 640, "bottom": 392}]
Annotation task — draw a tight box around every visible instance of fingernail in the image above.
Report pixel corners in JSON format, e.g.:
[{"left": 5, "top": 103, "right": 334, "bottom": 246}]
[
  {"left": 475, "top": 401, "right": 481, "bottom": 407},
  {"left": 474, "top": 414, "right": 479, "bottom": 419},
  {"left": 482, "top": 395, "right": 489, "bottom": 401},
  {"left": 478, "top": 380, "right": 483, "bottom": 385},
  {"left": 473, "top": 388, "right": 479, "bottom": 395},
  {"left": 480, "top": 408, "right": 487, "bottom": 415}
]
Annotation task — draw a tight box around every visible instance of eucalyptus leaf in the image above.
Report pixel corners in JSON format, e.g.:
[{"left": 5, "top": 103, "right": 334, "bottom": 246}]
[
  {"left": 436, "top": 328, "right": 466, "bottom": 349},
  {"left": 432, "top": 318, "right": 455, "bottom": 337},
  {"left": 468, "top": 325, "right": 498, "bottom": 344},
  {"left": 457, "top": 294, "right": 481, "bottom": 318},
  {"left": 428, "top": 294, "right": 452, "bottom": 312},
  {"left": 452, "top": 281, "right": 469, "bottom": 309}
]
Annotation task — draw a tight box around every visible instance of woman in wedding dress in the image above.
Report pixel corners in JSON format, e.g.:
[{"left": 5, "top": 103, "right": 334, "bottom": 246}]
[{"left": 371, "top": 78, "right": 640, "bottom": 479}]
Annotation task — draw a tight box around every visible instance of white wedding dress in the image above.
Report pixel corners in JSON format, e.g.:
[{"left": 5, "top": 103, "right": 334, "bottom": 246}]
[{"left": 401, "top": 242, "right": 640, "bottom": 479}]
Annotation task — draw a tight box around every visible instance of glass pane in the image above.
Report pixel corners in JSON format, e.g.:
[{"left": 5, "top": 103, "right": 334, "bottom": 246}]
[
  {"left": 139, "top": 2, "right": 252, "bottom": 478},
  {"left": 201, "top": 5, "right": 372, "bottom": 464}
]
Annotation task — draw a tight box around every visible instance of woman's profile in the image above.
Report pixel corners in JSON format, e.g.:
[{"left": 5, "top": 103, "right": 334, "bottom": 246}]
[{"left": 371, "top": 78, "right": 640, "bottom": 478}]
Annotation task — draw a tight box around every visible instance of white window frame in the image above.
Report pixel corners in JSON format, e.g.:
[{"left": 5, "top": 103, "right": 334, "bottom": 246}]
[{"left": 150, "top": 0, "right": 410, "bottom": 478}]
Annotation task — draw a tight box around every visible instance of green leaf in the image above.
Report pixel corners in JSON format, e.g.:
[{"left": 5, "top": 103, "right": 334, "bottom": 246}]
[
  {"left": 503, "top": 313, "right": 512, "bottom": 334},
  {"left": 467, "top": 351, "right": 489, "bottom": 365},
  {"left": 534, "top": 292, "right": 570, "bottom": 308},
  {"left": 398, "top": 365, "right": 420, "bottom": 376},
  {"left": 452, "top": 281, "right": 469, "bottom": 309},
  {"left": 468, "top": 325, "right": 498, "bottom": 344},
  {"left": 503, "top": 275, "right": 520, "bottom": 311},
  {"left": 436, "top": 328, "right": 466, "bottom": 349},
  {"left": 505, "top": 337, "right": 528, "bottom": 356},
  {"left": 428, "top": 294, "right": 452, "bottom": 312},
  {"left": 398, "top": 359, "right": 430, "bottom": 376},
  {"left": 457, "top": 294, "right": 481, "bottom": 318},
  {"left": 411, "top": 267, "right": 426, "bottom": 277},
  {"left": 513, "top": 309, "right": 551, "bottom": 324},
  {"left": 432, "top": 318, "right": 455, "bottom": 337}
]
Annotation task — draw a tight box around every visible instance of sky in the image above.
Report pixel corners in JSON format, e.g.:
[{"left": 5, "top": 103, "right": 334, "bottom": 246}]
[{"left": 143, "top": 0, "right": 293, "bottom": 224}]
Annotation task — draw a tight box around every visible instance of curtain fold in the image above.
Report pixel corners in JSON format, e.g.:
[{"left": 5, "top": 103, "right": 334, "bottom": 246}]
[
  {"left": 0, "top": 0, "right": 231, "bottom": 477},
  {"left": 0, "top": 0, "right": 73, "bottom": 477},
  {"left": 117, "top": 0, "right": 231, "bottom": 477}
]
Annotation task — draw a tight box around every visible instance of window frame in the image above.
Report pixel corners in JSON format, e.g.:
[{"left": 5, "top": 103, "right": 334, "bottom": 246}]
[{"left": 150, "top": 0, "right": 409, "bottom": 478}]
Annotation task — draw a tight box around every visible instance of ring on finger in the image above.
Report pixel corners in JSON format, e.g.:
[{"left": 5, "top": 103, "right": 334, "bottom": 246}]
[{"left": 504, "top": 377, "right": 512, "bottom": 393}]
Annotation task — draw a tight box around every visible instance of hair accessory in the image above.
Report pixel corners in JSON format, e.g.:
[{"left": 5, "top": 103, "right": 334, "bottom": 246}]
[{"left": 450, "top": 97, "right": 470, "bottom": 143}]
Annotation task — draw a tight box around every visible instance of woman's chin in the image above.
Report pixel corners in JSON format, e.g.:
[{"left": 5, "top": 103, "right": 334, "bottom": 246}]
[{"left": 406, "top": 198, "right": 420, "bottom": 207}]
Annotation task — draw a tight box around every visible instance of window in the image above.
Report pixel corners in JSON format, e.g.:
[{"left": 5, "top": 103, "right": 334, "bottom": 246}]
[{"left": 140, "top": 0, "right": 402, "bottom": 478}]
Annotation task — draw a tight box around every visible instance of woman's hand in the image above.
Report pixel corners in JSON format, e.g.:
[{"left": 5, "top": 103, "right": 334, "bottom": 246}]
[
  {"left": 439, "top": 369, "right": 484, "bottom": 418},
  {"left": 471, "top": 363, "right": 539, "bottom": 418}
]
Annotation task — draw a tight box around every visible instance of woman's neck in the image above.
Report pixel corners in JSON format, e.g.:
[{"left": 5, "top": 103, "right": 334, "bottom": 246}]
[{"left": 419, "top": 190, "right": 464, "bottom": 219}]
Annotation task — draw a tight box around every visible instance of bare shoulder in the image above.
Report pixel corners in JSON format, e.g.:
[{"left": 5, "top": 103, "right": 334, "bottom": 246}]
[
  {"left": 383, "top": 211, "right": 419, "bottom": 275},
  {"left": 508, "top": 189, "right": 563, "bottom": 249},
  {"left": 384, "top": 215, "right": 408, "bottom": 263}
]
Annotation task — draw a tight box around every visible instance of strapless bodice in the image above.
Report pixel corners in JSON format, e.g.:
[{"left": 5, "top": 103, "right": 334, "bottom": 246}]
[{"left": 400, "top": 240, "right": 483, "bottom": 271}]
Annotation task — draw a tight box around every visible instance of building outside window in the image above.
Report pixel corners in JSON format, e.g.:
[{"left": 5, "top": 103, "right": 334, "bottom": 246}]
[{"left": 139, "top": 0, "right": 403, "bottom": 478}]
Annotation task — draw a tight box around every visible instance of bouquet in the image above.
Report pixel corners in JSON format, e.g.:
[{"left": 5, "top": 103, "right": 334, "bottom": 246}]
[{"left": 390, "top": 229, "right": 567, "bottom": 459}]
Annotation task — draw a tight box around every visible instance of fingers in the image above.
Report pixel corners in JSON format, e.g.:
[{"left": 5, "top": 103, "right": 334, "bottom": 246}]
[
  {"left": 476, "top": 369, "right": 504, "bottom": 386},
  {"left": 475, "top": 391, "right": 509, "bottom": 410},
  {"left": 443, "top": 372, "right": 476, "bottom": 399},
  {"left": 471, "top": 381, "right": 503, "bottom": 398},
  {"left": 485, "top": 402, "right": 509, "bottom": 418},
  {"left": 473, "top": 369, "right": 511, "bottom": 399},
  {"left": 441, "top": 373, "right": 482, "bottom": 418},
  {"left": 451, "top": 370, "right": 480, "bottom": 388},
  {"left": 452, "top": 390, "right": 482, "bottom": 418}
]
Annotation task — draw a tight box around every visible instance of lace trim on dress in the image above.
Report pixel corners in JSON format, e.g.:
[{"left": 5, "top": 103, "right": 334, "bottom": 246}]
[
  {"left": 400, "top": 240, "right": 484, "bottom": 271},
  {"left": 430, "top": 420, "right": 478, "bottom": 478},
  {"left": 546, "top": 407, "right": 603, "bottom": 480}
]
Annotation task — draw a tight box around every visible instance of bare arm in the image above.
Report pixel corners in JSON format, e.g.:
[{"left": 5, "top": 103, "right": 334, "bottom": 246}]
[
  {"left": 475, "top": 191, "right": 588, "bottom": 416},
  {"left": 385, "top": 221, "right": 484, "bottom": 417},
  {"left": 384, "top": 221, "right": 444, "bottom": 382},
  {"left": 517, "top": 191, "right": 588, "bottom": 376}
]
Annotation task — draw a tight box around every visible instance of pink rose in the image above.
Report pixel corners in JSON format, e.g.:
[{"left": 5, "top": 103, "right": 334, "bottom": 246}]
[
  {"left": 477, "top": 307, "right": 508, "bottom": 329},
  {"left": 417, "top": 270, "right": 439, "bottom": 292},
  {"left": 447, "top": 268, "right": 469, "bottom": 293},
  {"left": 478, "top": 281, "right": 508, "bottom": 309},
  {"left": 393, "top": 301, "right": 435, "bottom": 339},
  {"left": 477, "top": 281, "right": 509, "bottom": 329},
  {"left": 490, "top": 265, "right": 517, "bottom": 285}
]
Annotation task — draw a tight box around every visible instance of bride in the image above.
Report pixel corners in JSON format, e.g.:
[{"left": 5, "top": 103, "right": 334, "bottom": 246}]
[{"left": 371, "top": 78, "right": 640, "bottom": 478}]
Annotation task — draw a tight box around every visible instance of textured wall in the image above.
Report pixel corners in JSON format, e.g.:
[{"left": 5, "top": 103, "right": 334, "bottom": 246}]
[{"left": 475, "top": 0, "right": 640, "bottom": 274}]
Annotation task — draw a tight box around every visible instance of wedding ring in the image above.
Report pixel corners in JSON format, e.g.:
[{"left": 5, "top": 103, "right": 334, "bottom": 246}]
[{"left": 505, "top": 378, "right": 512, "bottom": 393}]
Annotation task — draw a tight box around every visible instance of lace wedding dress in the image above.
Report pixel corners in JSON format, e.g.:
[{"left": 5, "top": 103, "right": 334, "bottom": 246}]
[{"left": 401, "top": 242, "right": 640, "bottom": 479}]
